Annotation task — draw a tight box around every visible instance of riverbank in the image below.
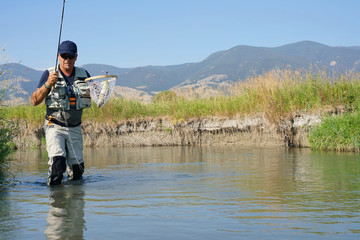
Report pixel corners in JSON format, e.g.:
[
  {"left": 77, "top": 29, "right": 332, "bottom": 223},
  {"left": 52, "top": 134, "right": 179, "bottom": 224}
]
[
  {"left": 5, "top": 69, "right": 360, "bottom": 151},
  {"left": 13, "top": 106, "right": 347, "bottom": 149}
]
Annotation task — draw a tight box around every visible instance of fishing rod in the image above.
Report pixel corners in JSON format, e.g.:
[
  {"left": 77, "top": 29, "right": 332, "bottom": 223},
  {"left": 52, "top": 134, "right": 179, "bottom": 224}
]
[{"left": 55, "top": 0, "right": 66, "bottom": 71}]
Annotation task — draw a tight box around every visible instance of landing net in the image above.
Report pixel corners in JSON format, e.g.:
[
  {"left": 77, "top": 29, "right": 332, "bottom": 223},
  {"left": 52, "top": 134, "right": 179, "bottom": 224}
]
[{"left": 85, "top": 75, "right": 117, "bottom": 107}]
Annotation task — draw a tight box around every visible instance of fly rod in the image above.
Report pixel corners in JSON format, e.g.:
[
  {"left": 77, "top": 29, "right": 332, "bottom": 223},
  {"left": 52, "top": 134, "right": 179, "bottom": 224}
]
[{"left": 55, "top": 0, "right": 66, "bottom": 71}]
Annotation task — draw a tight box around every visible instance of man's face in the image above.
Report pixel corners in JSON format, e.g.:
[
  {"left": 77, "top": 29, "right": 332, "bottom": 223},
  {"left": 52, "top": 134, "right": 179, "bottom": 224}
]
[{"left": 59, "top": 53, "right": 77, "bottom": 71}]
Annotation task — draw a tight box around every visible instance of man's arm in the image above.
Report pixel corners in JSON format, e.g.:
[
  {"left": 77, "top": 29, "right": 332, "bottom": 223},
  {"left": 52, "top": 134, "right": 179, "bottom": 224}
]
[
  {"left": 31, "top": 71, "right": 58, "bottom": 106},
  {"left": 31, "top": 84, "right": 51, "bottom": 106}
]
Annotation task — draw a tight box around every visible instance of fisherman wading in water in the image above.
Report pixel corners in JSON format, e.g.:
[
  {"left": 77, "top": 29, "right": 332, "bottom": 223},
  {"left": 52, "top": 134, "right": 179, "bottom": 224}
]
[{"left": 31, "top": 40, "right": 92, "bottom": 186}]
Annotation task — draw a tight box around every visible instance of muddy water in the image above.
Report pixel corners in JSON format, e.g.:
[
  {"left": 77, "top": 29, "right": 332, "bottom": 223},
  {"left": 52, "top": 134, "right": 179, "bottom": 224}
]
[{"left": 1, "top": 146, "right": 360, "bottom": 239}]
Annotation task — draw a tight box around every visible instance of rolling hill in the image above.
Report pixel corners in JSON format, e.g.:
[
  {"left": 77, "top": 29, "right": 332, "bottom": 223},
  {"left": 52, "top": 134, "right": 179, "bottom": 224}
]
[{"left": 1, "top": 41, "right": 360, "bottom": 103}]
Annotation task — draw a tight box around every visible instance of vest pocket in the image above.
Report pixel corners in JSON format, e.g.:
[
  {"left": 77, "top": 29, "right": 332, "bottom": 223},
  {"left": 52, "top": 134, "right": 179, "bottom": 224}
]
[
  {"left": 45, "top": 96, "right": 71, "bottom": 110},
  {"left": 76, "top": 96, "right": 91, "bottom": 109},
  {"left": 74, "top": 80, "right": 90, "bottom": 97},
  {"left": 45, "top": 83, "right": 70, "bottom": 110},
  {"left": 74, "top": 80, "right": 92, "bottom": 109}
]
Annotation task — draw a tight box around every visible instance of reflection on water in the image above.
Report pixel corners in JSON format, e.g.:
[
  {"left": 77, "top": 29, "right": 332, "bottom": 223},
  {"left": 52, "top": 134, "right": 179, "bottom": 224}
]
[
  {"left": 44, "top": 185, "right": 85, "bottom": 240},
  {"left": 1, "top": 146, "right": 360, "bottom": 239}
]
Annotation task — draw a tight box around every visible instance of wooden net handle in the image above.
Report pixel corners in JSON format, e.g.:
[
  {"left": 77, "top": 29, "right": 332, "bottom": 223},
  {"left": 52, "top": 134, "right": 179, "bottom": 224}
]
[{"left": 84, "top": 74, "right": 118, "bottom": 82}]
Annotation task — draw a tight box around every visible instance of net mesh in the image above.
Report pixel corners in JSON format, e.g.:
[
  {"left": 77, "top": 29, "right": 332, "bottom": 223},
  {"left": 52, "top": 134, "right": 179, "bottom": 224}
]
[{"left": 86, "top": 75, "right": 117, "bottom": 107}]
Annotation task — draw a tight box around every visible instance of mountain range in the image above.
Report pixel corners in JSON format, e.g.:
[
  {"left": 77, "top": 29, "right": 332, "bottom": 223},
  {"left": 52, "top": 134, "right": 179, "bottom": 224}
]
[{"left": 1, "top": 41, "right": 360, "bottom": 104}]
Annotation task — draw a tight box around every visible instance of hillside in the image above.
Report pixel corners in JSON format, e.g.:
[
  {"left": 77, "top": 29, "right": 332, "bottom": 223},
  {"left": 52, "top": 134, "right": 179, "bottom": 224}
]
[{"left": 1, "top": 41, "right": 360, "bottom": 103}]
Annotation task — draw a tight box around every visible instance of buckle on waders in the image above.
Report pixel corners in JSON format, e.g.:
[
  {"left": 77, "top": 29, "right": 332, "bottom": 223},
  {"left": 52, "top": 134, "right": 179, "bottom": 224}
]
[{"left": 47, "top": 115, "right": 54, "bottom": 125}]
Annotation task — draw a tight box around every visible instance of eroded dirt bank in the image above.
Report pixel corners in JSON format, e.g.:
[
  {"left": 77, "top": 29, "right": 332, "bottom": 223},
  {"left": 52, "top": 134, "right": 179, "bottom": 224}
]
[{"left": 13, "top": 111, "right": 329, "bottom": 149}]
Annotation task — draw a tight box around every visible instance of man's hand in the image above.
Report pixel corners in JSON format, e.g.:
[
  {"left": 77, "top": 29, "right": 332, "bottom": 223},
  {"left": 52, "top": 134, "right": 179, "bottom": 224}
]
[{"left": 46, "top": 71, "right": 58, "bottom": 87}]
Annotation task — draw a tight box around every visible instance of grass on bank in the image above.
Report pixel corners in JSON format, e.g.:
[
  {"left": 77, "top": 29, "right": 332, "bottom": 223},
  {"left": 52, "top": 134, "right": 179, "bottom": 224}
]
[
  {"left": 87, "top": 69, "right": 360, "bottom": 122},
  {"left": 309, "top": 111, "right": 360, "bottom": 152}
]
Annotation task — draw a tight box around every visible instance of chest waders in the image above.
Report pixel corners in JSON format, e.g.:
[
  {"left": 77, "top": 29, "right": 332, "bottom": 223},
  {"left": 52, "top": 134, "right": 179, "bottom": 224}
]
[{"left": 45, "top": 67, "right": 90, "bottom": 185}]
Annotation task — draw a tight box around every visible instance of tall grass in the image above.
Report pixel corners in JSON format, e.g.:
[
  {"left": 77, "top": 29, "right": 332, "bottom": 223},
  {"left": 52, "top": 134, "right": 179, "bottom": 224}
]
[
  {"left": 4, "top": 69, "right": 360, "bottom": 124},
  {"left": 4, "top": 103, "right": 46, "bottom": 125},
  {"left": 229, "top": 69, "right": 360, "bottom": 120}
]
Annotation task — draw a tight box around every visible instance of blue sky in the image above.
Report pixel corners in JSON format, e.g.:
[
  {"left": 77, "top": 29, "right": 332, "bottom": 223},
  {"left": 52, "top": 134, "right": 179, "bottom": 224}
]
[{"left": 1, "top": 0, "right": 359, "bottom": 70}]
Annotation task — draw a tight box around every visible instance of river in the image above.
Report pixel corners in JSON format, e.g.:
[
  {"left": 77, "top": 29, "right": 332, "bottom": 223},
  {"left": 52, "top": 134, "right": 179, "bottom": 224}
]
[{"left": 1, "top": 146, "right": 360, "bottom": 239}]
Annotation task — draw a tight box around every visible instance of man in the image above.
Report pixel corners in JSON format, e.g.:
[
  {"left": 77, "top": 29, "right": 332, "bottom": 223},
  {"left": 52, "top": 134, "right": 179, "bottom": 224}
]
[{"left": 31, "top": 40, "right": 91, "bottom": 186}]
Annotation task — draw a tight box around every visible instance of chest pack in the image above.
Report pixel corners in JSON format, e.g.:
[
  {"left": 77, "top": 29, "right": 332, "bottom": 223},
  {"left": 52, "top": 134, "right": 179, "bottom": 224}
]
[{"left": 45, "top": 67, "right": 91, "bottom": 110}]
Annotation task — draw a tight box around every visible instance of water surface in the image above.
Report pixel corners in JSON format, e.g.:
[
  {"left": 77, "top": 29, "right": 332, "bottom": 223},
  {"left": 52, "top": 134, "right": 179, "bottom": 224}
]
[{"left": 1, "top": 146, "right": 360, "bottom": 239}]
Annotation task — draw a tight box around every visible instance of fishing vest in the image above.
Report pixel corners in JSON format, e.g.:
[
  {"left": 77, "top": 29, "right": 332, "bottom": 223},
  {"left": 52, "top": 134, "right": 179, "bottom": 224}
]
[{"left": 45, "top": 67, "right": 91, "bottom": 127}]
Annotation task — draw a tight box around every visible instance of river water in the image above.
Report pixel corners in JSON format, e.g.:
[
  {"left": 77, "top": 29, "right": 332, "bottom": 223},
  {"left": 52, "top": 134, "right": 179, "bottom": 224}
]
[{"left": 1, "top": 146, "right": 360, "bottom": 239}]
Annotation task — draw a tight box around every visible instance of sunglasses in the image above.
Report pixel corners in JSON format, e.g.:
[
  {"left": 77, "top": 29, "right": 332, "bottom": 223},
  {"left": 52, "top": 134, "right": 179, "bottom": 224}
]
[{"left": 60, "top": 54, "right": 75, "bottom": 60}]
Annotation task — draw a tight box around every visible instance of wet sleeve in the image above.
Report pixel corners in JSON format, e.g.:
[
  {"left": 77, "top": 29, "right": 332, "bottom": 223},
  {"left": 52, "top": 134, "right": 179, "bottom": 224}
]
[{"left": 37, "top": 70, "right": 50, "bottom": 89}]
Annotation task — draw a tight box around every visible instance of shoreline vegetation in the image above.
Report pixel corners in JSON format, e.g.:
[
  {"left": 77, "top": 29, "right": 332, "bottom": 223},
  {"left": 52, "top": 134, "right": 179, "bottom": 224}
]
[
  {"left": 3, "top": 69, "right": 360, "bottom": 152},
  {"left": 1, "top": 48, "right": 18, "bottom": 184}
]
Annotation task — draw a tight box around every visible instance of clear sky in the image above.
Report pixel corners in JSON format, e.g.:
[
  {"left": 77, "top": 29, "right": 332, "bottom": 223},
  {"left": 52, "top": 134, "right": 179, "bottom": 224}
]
[{"left": 1, "top": 0, "right": 359, "bottom": 70}]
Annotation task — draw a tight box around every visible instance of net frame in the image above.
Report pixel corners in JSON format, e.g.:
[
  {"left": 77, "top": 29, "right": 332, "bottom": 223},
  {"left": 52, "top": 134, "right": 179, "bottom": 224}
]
[{"left": 85, "top": 74, "right": 118, "bottom": 107}]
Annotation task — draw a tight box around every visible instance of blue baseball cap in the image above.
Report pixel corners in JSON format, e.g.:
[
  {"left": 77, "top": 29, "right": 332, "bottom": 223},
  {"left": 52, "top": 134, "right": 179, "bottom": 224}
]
[{"left": 58, "top": 40, "right": 77, "bottom": 57}]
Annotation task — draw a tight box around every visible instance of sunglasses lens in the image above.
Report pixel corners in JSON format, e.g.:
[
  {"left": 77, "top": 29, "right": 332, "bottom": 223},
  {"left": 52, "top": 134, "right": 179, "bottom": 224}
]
[{"left": 61, "top": 54, "right": 74, "bottom": 60}]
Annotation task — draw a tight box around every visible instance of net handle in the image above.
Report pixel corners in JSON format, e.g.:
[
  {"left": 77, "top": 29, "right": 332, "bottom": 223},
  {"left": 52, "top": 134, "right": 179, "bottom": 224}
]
[{"left": 84, "top": 74, "right": 118, "bottom": 82}]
